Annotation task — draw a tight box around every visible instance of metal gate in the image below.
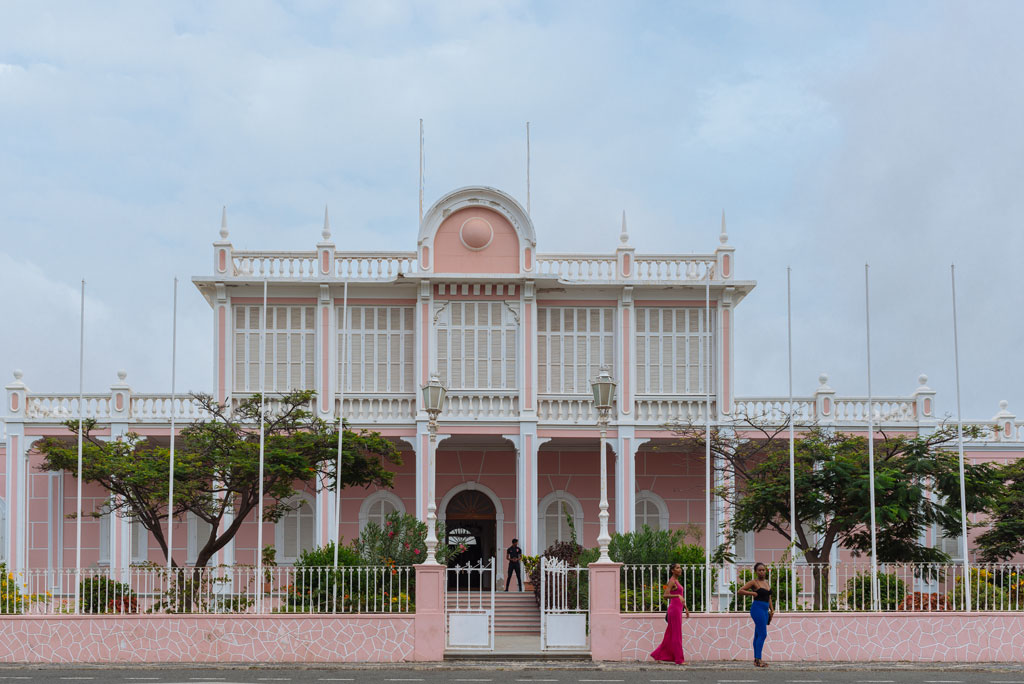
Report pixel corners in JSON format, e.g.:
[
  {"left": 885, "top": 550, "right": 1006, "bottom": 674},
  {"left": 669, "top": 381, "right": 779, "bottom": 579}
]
[
  {"left": 540, "top": 556, "right": 589, "bottom": 650},
  {"left": 445, "top": 557, "right": 495, "bottom": 650}
]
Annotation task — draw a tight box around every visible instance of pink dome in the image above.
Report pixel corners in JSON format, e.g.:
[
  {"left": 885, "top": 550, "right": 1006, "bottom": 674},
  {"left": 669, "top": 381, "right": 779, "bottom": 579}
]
[{"left": 460, "top": 217, "right": 494, "bottom": 250}]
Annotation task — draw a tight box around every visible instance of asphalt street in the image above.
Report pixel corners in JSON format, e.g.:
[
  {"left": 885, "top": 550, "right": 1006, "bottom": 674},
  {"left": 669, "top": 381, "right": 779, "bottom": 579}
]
[{"left": 2, "top": 668, "right": 1024, "bottom": 684}]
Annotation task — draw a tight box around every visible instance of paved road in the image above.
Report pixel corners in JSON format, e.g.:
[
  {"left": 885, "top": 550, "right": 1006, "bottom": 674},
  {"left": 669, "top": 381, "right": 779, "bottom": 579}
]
[{"left": 2, "top": 669, "right": 1024, "bottom": 684}]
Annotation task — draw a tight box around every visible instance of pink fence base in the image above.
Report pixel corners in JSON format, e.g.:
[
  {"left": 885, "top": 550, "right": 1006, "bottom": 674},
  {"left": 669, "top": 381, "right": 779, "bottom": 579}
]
[
  {"left": 0, "top": 615, "right": 416, "bottom": 663},
  {"left": 615, "top": 613, "right": 1024, "bottom": 663}
]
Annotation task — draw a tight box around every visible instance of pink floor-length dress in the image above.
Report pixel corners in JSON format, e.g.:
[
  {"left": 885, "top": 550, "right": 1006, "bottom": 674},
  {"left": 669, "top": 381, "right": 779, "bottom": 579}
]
[{"left": 651, "top": 583, "right": 685, "bottom": 664}]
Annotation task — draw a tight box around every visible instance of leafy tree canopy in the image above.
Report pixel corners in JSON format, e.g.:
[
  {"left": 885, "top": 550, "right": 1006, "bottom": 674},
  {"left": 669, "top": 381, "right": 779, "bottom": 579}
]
[
  {"left": 975, "top": 457, "right": 1024, "bottom": 562},
  {"left": 36, "top": 390, "right": 402, "bottom": 568}
]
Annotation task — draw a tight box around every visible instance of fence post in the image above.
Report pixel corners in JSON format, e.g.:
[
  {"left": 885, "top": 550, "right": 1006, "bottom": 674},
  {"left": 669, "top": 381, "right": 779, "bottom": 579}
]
[
  {"left": 413, "top": 563, "right": 445, "bottom": 661},
  {"left": 589, "top": 561, "right": 622, "bottom": 661}
]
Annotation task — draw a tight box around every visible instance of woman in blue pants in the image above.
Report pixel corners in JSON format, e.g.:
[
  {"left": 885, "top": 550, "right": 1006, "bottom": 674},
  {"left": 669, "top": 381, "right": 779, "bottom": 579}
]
[{"left": 737, "top": 562, "right": 774, "bottom": 668}]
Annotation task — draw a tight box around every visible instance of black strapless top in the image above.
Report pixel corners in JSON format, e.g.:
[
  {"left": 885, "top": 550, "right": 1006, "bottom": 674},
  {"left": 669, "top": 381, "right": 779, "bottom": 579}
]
[{"left": 754, "top": 587, "right": 771, "bottom": 602}]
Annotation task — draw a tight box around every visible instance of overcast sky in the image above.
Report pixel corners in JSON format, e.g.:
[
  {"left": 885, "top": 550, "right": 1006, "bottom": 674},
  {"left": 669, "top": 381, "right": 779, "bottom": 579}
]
[{"left": 2, "top": 0, "right": 1022, "bottom": 421}]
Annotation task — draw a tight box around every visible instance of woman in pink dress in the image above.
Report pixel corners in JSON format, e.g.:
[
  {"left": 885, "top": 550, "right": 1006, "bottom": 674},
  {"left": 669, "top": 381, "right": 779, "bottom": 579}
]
[{"left": 651, "top": 563, "right": 690, "bottom": 664}]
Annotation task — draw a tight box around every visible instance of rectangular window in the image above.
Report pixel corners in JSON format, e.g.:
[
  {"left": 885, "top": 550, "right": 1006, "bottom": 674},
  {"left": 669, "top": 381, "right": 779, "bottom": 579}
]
[
  {"left": 635, "top": 307, "right": 714, "bottom": 395},
  {"left": 233, "top": 305, "right": 316, "bottom": 393},
  {"left": 435, "top": 301, "right": 517, "bottom": 390},
  {"left": 339, "top": 306, "right": 415, "bottom": 393},
  {"left": 537, "top": 307, "right": 614, "bottom": 393}
]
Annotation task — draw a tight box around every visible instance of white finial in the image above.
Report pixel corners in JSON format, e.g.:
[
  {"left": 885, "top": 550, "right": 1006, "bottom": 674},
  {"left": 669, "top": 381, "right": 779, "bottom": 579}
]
[
  {"left": 918, "top": 373, "right": 929, "bottom": 387},
  {"left": 117, "top": 369, "right": 127, "bottom": 382},
  {"left": 818, "top": 372, "right": 829, "bottom": 387},
  {"left": 219, "top": 206, "right": 228, "bottom": 239},
  {"left": 13, "top": 369, "right": 23, "bottom": 381},
  {"left": 322, "top": 204, "right": 331, "bottom": 241},
  {"left": 620, "top": 210, "right": 629, "bottom": 244},
  {"left": 999, "top": 399, "right": 1009, "bottom": 411},
  {"left": 719, "top": 210, "right": 728, "bottom": 244}
]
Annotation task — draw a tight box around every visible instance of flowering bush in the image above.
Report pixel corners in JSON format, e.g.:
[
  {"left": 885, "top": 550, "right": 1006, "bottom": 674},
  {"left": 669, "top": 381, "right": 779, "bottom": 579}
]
[
  {"left": 949, "top": 568, "right": 1010, "bottom": 610},
  {"left": 898, "top": 591, "right": 953, "bottom": 611},
  {"left": 355, "top": 512, "right": 456, "bottom": 567},
  {"left": 79, "top": 575, "right": 138, "bottom": 614},
  {"left": 0, "top": 563, "right": 48, "bottom": 614}
]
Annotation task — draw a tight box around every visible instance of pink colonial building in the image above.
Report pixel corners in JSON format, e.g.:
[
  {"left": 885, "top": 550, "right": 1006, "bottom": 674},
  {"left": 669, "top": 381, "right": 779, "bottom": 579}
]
[{"left": 2, "top": 185, "right": 1022, "bottom": 585}]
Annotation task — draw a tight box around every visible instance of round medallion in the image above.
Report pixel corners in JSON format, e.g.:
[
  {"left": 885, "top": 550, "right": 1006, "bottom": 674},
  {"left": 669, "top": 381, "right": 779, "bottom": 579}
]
[{"left": 459, "top": 217, "right": 494, "bottom": 250}]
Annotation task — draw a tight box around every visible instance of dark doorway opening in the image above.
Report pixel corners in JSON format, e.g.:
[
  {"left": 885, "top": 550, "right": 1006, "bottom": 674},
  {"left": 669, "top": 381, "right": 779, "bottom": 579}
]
[{"left": 445, "top": 489, "right": 497, "bottom": 590}]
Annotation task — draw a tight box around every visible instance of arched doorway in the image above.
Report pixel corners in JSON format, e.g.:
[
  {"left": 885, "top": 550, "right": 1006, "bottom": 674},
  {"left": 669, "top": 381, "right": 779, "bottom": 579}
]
[{"left": 445, "top": 489, "right": 497, "bottom": 588}]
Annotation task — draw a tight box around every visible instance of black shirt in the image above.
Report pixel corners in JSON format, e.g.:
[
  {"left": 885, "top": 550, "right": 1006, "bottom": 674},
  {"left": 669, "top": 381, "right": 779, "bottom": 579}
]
[{"left": 506, "top": 544, "right": 522, "bottom": 563}]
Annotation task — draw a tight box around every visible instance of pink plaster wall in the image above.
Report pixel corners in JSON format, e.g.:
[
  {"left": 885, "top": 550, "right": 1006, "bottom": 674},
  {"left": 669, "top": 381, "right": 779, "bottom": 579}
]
[
  {"left": 635, "top": 448, "right": 706, "bottom": 534},
  {"left": 618, "top": 612, "right": 1024, "bottom": 662},
  {"left": 538, "top": 446, "right": 618, "bottom": 548},
  {"left": 432, "top": 208, "right": 519, "bottom": 274},
  {"left": 0, "top": 615, "right": 415, "bottom": 663}
]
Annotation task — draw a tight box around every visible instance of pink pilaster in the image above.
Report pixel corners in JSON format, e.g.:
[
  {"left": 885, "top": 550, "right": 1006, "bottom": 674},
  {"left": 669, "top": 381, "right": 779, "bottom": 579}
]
[
  {"left": 588, "top": 562, "right": 622, "bottom": 661},
  {"left": 413, "top": 563, "right": 445, "bottom": 661}
]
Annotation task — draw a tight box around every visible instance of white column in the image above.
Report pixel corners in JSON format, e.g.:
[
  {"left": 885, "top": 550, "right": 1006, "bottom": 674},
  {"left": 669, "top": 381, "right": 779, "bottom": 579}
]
[{"left": 613, "top": 429, "right": 635, "bottom": 534}]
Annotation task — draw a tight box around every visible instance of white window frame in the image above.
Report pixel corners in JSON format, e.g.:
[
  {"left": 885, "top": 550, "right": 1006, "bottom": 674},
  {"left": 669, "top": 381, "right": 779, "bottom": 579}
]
[
  {"left": 339, "top": 306, "right": 415, "bottom": 393},
  {"left": 358, "top": 491, "right": 406, "bottom": 532},
  {"left": 538, "top": 491, "right": 584, "bottom": 551},
  {"left": 634, "top": 490, "right": 670, "bottom": 532},
  {"left": 129, "top": 519, "right": 148, "bottom": 564},
  {"left": 635, "top": 307, "right": 714, "bottom": 395},
  {"left": 537, "top": 307, "right": 615, "bottom": 394},
  {"left": 275, "top": 492, "right": 316, "bottom": 565},
  {"left": 98, "top": 512, "right": 111, "bottom": 566},
  {"left": 233, "top": 304, "right": 316, "bottom": 393},
  {"left": 187, "top": 513, "right": 216, "bottom": 565},
  {"left": 435, "top": 301, "right": 518, "bottom": 390}
]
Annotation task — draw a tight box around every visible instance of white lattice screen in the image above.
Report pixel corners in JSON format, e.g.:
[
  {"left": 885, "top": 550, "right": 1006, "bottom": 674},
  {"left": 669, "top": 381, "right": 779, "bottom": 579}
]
[
  {"left": 338, "top": 306, "right": 415, "bottom": 393},
  {"left": 233, "top": 305, "right": 316, "bottom": 393},
  {"left": 435, "top": 301, "right": 517, "bottom": 389},
  {"left": 635, "top": 307, "right": 714, "bottom": 395},
  {"left": 537, "top": 307, "right": 615, "bottom": 393}
]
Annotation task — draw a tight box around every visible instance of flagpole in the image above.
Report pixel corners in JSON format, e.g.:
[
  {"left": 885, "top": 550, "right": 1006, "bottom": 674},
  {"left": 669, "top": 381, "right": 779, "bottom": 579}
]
[
  {"left": 864, "top": 264, "right": 879, "bottom": 611},
  {"left": 74, "top": 279, "right": 85, "bottom": 614},
  {"left": 704, "top": 274, "right": 712, "bottom": 612},
  {"left": 256, "top": 278, "right": 267, "bottom": 613},
  {"left": 787, "top": 267, "right": 797, "bottom": 610},
  {"left": 332, "top": 279, "right": 349, "bottom": 569},
  {"left": 419, "top": 119, "right": 424, "bottom": 225},
  {"left": 526, "top": 121, "right": 531, "bottom": 215},
  {"left": 949, "top": 264, "right": 972, "bottom": 611},
  {"left": 167, "top": 277, "right": 178, "bottom": 570}
]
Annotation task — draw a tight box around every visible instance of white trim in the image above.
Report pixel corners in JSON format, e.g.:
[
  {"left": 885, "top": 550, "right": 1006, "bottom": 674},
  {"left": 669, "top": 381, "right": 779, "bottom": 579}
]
[
  {"left": 0, "top": 496, "right": 8, "bottom": 563},
  {"left": 537, "top": 490, "right": 584, "bottom": 551},
  {"left": 358, "top": 490, "right": 407, "bottom": 532},
  {"left": 634, "top": 490, "right": 669, "bottom": 531}
]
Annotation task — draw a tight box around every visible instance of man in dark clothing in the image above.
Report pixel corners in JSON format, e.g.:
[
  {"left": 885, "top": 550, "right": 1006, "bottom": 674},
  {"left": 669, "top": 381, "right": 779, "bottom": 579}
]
[{"left": 505, "top": 538, "right": 523, "bottom": 591}]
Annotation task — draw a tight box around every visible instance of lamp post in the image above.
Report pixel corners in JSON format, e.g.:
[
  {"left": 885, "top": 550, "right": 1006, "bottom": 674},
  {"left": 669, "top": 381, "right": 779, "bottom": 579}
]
[
  {"left": 591, "top": 368, "right": 617, "bottom": 562},
  {"left": 421, "top": 374, "right": 447, "bottom": 564}
]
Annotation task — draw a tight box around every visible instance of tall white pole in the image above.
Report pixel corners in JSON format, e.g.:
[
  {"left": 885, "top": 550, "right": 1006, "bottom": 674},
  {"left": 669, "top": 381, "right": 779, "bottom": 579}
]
[
  {"left": 949, "top": 264, "right": 972, "bottom": 611},
  {"left": 704, "top": 275, "right": 712, "bottom": 612},
  {"left": 167, "top": 277, "right": 178, "bottom": 570},
  {"left": 526, "top": 121, "right": 531, "bottom": 215},
  {"left": 419, "top": 119, "right": 424, "bottom": 225},
  {"left": 74, "top": 279, "right": 85, "bottom": 614},
  {"left": 332, "top": 279, "right": 349, "bottom": 568},
  {"left": 787, "top": 267, "right": 797, "bottom": 610},
  {"left": 596, "top": 416, "right": 611, "bottom": 561},
  {"left": 256, "top": 279, "right": 267, "bottom": 612},
  {"left": 864, "top": 264, "right": 880, "bottom": 611}
]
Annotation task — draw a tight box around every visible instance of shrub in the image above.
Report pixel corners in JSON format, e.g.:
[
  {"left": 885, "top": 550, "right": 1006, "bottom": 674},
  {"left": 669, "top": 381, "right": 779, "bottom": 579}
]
[
  {"left": 610, "top": 527, "right": 715, "bottom": 611},
  {"left": 898, "top": 591, "right": 953, "bottom": 611},
  {"left": 356, "top": 512, "right": 456, "bottom": 567},
  {"left": 80, "top": 575, "right": 137, "bottom": 614},
  {"left": 0, "top": 563, "right": 29, "bottom": 614},
  {"left": 284, "top": 541, "right": 372, "bottom": 613},
  {"left": 841, "top": 570, "right": 907, "bottom": 611},
  {"left": 949, "top": 568, "right": 1009, "bottom": 610}
]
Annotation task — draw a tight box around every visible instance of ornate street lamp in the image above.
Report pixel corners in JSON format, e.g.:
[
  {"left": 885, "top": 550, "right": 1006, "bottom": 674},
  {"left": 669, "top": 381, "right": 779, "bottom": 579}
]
[
  {"left": 591, "top": 368, "right": 617, "bottom": 562},
  {"left": 421, "top": 374, "right": 447, "bottom": 564}
]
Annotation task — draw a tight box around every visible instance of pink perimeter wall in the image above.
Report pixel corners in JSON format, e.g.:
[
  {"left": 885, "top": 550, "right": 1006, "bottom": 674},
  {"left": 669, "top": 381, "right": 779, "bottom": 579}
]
[
  {"left": 616, "top": 612, "right": 1024, "bottom": 662},
  {"left": 0, "top": 615, "right": 415, "bottom": 663}
]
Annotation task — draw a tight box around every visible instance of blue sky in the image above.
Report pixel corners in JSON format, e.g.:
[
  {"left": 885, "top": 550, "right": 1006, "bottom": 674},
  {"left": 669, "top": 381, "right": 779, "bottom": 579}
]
[{"left": 2, "top": 1, "right": 1022, "bottom": 420}]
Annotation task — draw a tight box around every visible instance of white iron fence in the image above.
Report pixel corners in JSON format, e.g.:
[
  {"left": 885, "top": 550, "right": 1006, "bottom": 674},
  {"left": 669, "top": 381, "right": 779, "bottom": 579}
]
[
  {"left": 540, "top": 557, "right": 589, "bottom": 650},
  {"left": 620, "top": 562, "right": 1024, "bottom": 613},
  {"left": 445, "top": 558, "right": 495, "bottom": 650},
  {"left": 0, "top": 565, "right": 414, "bottom": 615}
]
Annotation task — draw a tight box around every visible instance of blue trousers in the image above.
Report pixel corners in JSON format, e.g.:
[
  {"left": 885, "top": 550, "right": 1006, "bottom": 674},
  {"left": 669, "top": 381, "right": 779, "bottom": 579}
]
[{"left": 750, "top": 600, "right": 770, "bottom": 659}]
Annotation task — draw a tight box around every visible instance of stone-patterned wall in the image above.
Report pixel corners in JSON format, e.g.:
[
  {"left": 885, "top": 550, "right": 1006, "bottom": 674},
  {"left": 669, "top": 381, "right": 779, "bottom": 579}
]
[
  {"left": 0, "top": 615, "right": 415, "bottom": 663},
  {"left": 620, "top": 613, "right": 1024, "bottom": 662}
]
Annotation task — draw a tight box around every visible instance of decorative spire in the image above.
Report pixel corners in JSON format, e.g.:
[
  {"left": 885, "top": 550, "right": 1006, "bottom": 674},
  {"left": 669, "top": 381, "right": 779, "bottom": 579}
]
[
  {"left": 719, "top": 209, "right": 728, "bottom": 244},
  {"left": 219, "top": 206, "right": 229, "bottom": 239},
  {"left": 322, "top": 204, "right": 331, "bottom": 241},
  {"left": 620, "top": 210, "right": 630, "bottom": 244}
]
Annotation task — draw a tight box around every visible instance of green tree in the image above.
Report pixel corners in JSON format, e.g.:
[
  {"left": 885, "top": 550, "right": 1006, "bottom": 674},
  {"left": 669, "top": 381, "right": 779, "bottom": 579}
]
[
  {"left": 35, "top": 390, "right": 402, "bottom": 569},
  {"left": 669, "top": 420, "right": 1000, "bottom": 608},
  {"left": 975, "top": 457, "right": 1024, "bottom": 562}
]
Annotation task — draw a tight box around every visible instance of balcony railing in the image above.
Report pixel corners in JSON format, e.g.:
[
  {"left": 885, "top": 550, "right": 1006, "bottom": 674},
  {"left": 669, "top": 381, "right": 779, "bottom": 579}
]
[{"left": 1, "top": 565, "right": 414, "bottom": 615}]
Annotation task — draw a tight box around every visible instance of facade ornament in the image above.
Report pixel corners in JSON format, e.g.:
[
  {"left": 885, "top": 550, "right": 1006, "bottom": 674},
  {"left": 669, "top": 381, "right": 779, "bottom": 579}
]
[
  {"left": 620, "top": 210, "right": 630, "bottom": 244},
  {"left": 322, "top": 205, "right": 331, "bottom": 241},
  {"left": 432, "top": 300, "right": 450, "bottom": 324},
  {"left": 219, "top": 206, "right": 228, "bottom": 239},
  {"left": 720, "top": 210, "right": 728, "bottom": 244},
  {"left": 502, "top": 300, "right": 521, "bottom": 325}
]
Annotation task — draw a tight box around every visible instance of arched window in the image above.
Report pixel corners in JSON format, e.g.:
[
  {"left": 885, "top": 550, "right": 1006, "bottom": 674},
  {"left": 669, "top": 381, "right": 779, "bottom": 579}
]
[
  {"left": 635, "top": 490, "right": 669, "bottom": 532},
  {"left": 538, "top": 491, "right": 583, "bottom": 551},
  {"left": 129, "top": 519, "right": 148, "bottom": 564},
  {"left": 358, "top": 491, "right": 406, "bottom": 532},
  {"left": 276, "top": 493, "right": 316, "bottom": 564},
  {"left": 0, "top": 498, "right": 7, "bottom": 563},
  {"left": 188, "top": 513, "right": 215, "bottom": 565}
]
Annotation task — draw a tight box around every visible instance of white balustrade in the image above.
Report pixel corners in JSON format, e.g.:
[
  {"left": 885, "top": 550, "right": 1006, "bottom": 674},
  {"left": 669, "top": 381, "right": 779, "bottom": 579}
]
[
  {"left": 832, "top": 398, "right": 917, "bottom": 423},
  {"left": 232, "top": 251, "right": 318, "bottom": 278},
  {"left": 634, "top": 396, "right": 715, "bottom": 424},
  {"left": 634, "top": 256, "right": 716, "bottom": 281},
  {"left": 535, "top": 254, "right": 618, "bottom": 280},
  {"left": 733, "top": 398, "right": 816, "bottom": 423},
  {"left": 130, "top": 395, "right": 208, "bottom": 421},
  {"left": 340, "top": 394, "right": 416, "bottom": 423},
  {"left": 25, "top": 395, "right": 112, "bottom": 420},
  {"left": 442, "top": 391, "right": 519, "bottom": 420},
  {"left": 335, "top": 253, "right": 417, "bottom": 279},
  {"left": 537, "top": 396, "right": 600, "bottom": 424}
]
